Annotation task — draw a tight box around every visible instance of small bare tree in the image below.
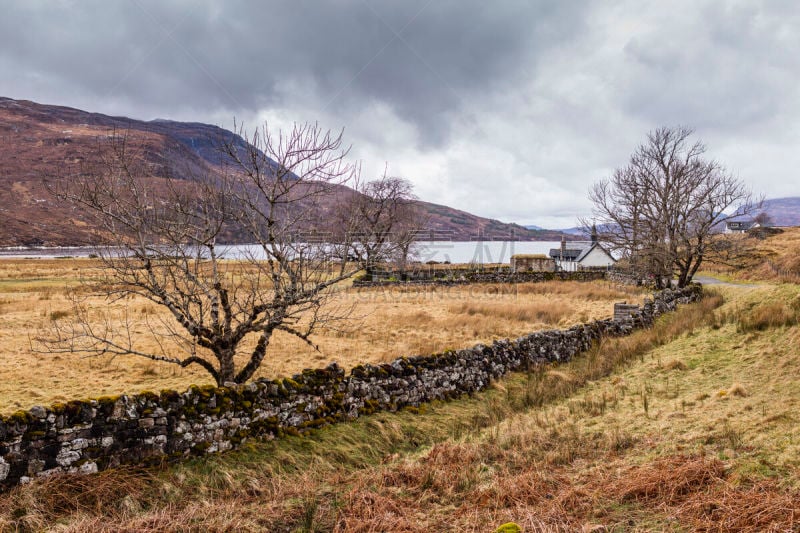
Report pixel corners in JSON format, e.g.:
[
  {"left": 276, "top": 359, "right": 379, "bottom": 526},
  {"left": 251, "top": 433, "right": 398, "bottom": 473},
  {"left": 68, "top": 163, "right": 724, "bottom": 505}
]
[
  {"left": 343, "top": 171, "right": 423, "bottom": 279},
  {"left": 38, "top": 123, "right": 371, "bottom": 386},
  {"left": 587, "top": 127, "right": 759, "bottom": 288}
]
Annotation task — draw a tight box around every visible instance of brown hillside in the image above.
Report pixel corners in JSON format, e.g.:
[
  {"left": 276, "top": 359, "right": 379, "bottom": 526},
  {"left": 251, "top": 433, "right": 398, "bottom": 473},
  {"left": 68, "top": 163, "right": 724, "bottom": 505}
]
[
  {"left": 704, "top": 226, "right": 800, "bottom": 282},
  {"left": 0, "top": 97, "right": 564, "bottom": 246}
]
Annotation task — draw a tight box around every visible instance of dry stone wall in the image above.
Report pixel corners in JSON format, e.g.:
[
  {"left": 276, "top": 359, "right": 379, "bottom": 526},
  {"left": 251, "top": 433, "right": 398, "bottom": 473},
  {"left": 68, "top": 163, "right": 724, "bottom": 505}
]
[
  {"left": 354, "top": 269, "right": 606, "bottom": 287},
  {"left": 0, "top": 285, "right": 702, "bottom": 489}
]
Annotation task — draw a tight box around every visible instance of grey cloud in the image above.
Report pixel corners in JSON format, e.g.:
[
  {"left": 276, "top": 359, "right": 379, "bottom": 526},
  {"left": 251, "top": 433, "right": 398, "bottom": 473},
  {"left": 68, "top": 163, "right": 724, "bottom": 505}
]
[
  {"left": 0, "top": 0, "right": 590, "bottom": 145},
  {"left": 1, "top": 0, "right": 799, "bottom": 227},
  {"left": 619, "top": 2, "right": 800, "bottom": 132}
]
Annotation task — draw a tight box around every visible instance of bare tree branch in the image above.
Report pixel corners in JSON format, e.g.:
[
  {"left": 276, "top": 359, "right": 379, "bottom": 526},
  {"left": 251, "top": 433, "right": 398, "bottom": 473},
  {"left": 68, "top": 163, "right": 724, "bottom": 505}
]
[
  {"left": 37, "top": 123, "right": 400, "bottom": 386},
  {"left": 585, "top": 126, "right": 760, "bottom": 288}
]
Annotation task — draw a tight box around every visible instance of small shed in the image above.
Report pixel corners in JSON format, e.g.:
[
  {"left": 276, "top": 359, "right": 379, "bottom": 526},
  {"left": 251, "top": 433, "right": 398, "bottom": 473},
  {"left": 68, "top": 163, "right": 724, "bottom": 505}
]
[{"left": 510, "top": 254, "right": 555, "bottom": 272}]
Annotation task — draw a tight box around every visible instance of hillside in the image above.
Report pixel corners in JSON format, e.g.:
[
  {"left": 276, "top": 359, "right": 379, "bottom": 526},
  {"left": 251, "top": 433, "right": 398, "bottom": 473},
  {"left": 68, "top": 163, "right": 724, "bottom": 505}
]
[
  {"left": 704, "top": 226, "right": 800, "bottom": 282},
  {"left": 0, "top": 97, "right": 561, "bottom": 245},
  {"left": 759, "top": 197, "right": 800, "bottom": 227}
]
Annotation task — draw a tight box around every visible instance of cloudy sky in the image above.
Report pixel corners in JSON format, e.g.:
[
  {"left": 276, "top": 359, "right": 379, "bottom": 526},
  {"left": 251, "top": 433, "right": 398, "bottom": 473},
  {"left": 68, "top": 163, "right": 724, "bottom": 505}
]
[{"left": 1, "top": 0, "right": 798, "bottom": 228}]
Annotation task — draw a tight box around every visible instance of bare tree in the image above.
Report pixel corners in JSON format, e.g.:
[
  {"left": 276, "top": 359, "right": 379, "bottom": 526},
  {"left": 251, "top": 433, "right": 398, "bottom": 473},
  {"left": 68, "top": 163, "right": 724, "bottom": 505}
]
[
  {"left": 343, "top": 171, "right": 422, "bottom": 279},
  {"left": 753, "top": 211, "right": 773, "bottom": 227},
  {"left": 38, "top": 123, "right": 369, "bottom": 386},
  {"left": 586, "top": 126, "right": 759, "bottom": 288}
]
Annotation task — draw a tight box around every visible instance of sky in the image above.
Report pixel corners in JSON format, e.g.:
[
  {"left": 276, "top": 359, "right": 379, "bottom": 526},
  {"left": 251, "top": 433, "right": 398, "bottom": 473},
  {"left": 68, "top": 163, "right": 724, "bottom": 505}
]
[{"left": 1, "top": 0, "right": 798, "bottom": 229}]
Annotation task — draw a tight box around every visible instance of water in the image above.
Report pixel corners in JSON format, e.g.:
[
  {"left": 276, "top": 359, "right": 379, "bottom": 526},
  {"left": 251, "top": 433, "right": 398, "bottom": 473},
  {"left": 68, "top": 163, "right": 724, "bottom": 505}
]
[
  {"left": 0, "top": 241, "right": 562, "bottom": 265},
  {"left": 411, "top": 241, "right": 560, "bottom": 264}
]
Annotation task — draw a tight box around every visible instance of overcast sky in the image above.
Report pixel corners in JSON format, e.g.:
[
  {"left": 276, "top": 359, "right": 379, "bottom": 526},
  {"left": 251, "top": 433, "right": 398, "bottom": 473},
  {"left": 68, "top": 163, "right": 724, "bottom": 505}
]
[{"left": 1, "top": 0, "right": 798, "bottom": 228}]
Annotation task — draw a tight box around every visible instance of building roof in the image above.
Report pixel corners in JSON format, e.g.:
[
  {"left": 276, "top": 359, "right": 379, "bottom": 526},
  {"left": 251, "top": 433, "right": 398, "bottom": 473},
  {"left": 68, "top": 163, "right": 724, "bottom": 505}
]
[
  {"left": 549, "top": 248, "right": 584, "bottom": 260},
  {"left": 549, "top": 241, "right": 615, "bottom": 263}
]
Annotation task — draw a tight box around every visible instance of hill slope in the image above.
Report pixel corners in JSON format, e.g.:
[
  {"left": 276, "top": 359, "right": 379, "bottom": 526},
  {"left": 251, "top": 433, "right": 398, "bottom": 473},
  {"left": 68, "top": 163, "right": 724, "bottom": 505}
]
[
  {"left": 0, "top": 97, "right": 561, "bottom": 245},
  {"left": 759, "top": 197, "right": 800, "bottom": 227}
]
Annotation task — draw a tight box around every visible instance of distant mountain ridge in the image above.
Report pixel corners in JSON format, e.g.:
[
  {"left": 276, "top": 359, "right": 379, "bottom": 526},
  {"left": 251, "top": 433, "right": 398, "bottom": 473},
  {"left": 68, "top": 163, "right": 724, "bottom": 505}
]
[
  {"left": 0, "top": 97, "right": 565, "bottom": 246},
  {"left": 758, "top": 197, "right": 800, "bottom": 227},
  {"left": 552, "top": 199, "right": 800, "bottom": 236}
]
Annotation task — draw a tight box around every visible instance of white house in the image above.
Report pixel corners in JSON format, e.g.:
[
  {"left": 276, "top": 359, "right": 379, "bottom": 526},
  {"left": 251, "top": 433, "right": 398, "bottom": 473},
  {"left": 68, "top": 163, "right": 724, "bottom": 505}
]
[
  {"left": 548, "top": 227, "right": 616, "bottom": 272},
  {"left": 724, "top": 220, "right": 759, "bottom": 234}
]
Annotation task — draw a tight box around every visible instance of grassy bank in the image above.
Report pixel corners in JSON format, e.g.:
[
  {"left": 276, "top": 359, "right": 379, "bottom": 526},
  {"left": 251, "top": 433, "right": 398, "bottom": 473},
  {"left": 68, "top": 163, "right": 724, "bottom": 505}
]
[{"left": 5, "top": 284, "right": 797, "bottom": 531}]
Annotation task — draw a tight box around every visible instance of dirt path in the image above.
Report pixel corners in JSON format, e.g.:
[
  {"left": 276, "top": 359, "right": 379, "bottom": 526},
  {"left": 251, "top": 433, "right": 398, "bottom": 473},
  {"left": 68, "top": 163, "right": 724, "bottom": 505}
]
[{"left": 693, "top": 275, "right": 767, "bottom": 289}]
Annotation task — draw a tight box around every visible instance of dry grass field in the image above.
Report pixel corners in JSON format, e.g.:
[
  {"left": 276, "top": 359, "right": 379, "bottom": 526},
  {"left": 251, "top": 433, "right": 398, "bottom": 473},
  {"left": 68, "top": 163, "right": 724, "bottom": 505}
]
[
  {"left": 704, "top": 226, "right": 800, "bottom": 282},
  {"left": 3, "top": 282, "right": 799, "bottom": 530},
  {"left": 0, "top": 258, "right": 644, "bottom": 413}
]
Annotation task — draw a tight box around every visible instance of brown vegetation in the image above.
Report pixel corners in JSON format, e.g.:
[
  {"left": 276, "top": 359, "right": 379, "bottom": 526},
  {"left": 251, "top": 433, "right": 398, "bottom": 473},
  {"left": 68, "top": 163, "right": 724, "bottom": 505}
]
[
  {"left": 3, "top": 286, "right": 770, "bottom": 532},
  {"left": 1, "top": 260, "right": 797, "bottom": 530},
  {"left": 0, "top": 97, "right": 565, "bottom": 246},
  {"left": 705, "top": 226, "right": 800, "bottom": 283},
  {"left": 0, "top": 258, "right": 641, "bottom": 412}
]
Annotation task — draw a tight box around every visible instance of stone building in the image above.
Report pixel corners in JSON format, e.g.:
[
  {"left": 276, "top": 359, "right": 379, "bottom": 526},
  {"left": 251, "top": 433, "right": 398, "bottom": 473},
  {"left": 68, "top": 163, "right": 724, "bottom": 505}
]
[{"left": 510, "top": 254, "right": 555, "bottom": 272}]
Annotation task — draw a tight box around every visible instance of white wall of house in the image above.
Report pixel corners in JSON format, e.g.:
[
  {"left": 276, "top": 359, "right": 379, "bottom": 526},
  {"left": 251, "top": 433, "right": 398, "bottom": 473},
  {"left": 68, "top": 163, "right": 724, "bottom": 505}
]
[
  {"left": 555, "top": 258, "right": 577, "bottom": 272},
  {"left": 579, "top": 246, "right": 615, "bottom": 268}
]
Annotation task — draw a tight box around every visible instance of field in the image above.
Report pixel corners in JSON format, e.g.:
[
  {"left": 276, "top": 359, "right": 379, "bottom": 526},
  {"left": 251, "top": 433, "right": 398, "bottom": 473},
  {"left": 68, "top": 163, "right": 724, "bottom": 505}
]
[
  {"left": 2, "top": 280, "right": 799, "bottom": 530},
  {"left": 2, "top": 244, "right": 799, "bottom": 531},
  {"left": 0, "top": 258, "right": 643, "bottom": 413}
]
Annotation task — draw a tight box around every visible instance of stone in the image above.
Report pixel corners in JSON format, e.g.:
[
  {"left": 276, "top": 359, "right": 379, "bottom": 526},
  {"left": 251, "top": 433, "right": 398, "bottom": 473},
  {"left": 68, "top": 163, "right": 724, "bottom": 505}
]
[
  {"left": 78, "top": 462, "right": 98, "bottom": 475},
  {"left": 71, "top": 438, "right": 89, "bottom": 450},
  {"left": 56, "top": 450, "right": 80, "bottom": 467},
  {"left": 27, "top": 459, "right": 45, "bottom": 476}
]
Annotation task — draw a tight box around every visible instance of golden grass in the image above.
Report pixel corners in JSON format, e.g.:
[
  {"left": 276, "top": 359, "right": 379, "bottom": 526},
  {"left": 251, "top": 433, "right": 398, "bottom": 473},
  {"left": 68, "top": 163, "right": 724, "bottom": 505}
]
[
  {"left": 0, "top": 258, "right": 644, "bottom": 413},
  {"left": 2, "top": 287, "right": 800, "bottom": 531},
  {"left": 704, "top": 226, "right": 800, "bottom": 282}
]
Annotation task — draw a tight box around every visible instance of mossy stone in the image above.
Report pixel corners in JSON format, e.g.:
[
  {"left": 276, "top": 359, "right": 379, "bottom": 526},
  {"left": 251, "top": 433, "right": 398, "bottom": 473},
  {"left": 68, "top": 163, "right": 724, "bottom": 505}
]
[{"left": 494, "top": 523, "right": 522, "bottom": 533}]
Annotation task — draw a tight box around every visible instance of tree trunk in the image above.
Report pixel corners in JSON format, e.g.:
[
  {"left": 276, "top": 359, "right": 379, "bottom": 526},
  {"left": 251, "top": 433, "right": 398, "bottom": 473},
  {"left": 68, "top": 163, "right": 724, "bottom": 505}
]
[{"left": 216, "top": 347, "right": 236, "bottom": 386}]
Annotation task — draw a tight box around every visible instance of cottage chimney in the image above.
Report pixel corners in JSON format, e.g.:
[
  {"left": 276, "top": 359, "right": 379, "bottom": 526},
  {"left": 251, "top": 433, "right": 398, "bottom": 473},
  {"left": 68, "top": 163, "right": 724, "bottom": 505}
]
[
  {"left": 591, "top": 224, "right": 598, "bottom": 244},
  {"left": 561, "top": 236, "right": 566, "bottom": 253}
]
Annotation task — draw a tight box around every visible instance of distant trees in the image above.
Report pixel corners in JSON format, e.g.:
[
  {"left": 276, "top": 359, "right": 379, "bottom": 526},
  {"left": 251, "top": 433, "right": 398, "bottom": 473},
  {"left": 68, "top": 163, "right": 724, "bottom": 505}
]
[
  {"left": 588, "top": 127, "right": 758, "bottom": 288},
  {"left": 342, "top": 171, "right": 424, "bottom": 278},
  {"left": 38, "top": 123, "right": 415, "bottom": 386}
]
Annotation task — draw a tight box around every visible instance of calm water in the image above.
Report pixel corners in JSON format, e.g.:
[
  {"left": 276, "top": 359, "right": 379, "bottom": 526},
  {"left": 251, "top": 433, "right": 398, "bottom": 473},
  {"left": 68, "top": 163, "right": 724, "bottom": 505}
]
[
  {"left": 0, "top": 241, "right": 562, "bottom": 265},
  {"left": 411, "top": 241, "right": 560, "bottom": 264}
]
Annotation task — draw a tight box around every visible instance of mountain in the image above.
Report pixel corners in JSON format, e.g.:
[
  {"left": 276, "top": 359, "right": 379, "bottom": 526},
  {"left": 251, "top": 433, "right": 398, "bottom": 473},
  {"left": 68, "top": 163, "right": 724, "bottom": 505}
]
[
  {"left": 0, "top": 97, "right": 565, "bottom": 246},
  {"left": 558, "top": 227, "right": 585, "bottom": 236},
  {"left": 758, "top": 197, "right": 800, "bottom": 227}
]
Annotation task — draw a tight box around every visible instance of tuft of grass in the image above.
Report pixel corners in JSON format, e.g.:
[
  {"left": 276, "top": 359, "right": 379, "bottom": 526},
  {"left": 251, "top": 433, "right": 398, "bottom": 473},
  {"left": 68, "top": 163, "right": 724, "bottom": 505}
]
[
  {"left": 606, "top": 455, "right": 725, "bottom": 504},
  {"left": 663, "top": 359, "right": 688, "bottom": 371},
  {"left": 728, "top": 383, "right": 749, "bottom": 397},
  {"left": 738, "top": 301, "right": 798, "bottom": 332},
  {"left": 48, "top": 309, "right": 71, "bottom": 321}
]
